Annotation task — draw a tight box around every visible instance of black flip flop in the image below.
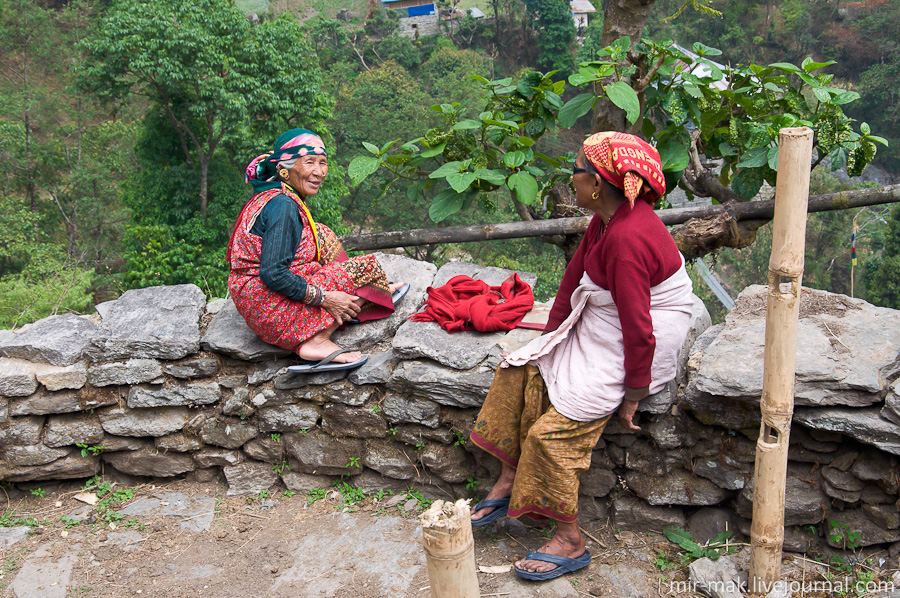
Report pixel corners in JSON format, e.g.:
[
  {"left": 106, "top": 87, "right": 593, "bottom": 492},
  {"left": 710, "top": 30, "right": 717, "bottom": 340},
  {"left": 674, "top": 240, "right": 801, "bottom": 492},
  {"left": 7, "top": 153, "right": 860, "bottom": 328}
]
[{"left": 286, "top": 349, "right": 368, "bottom": 373}]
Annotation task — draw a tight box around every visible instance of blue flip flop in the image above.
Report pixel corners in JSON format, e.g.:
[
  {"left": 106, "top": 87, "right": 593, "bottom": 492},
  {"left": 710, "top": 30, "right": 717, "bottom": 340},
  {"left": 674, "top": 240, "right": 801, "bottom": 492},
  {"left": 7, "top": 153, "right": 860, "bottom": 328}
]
[
  {"left": 286, "top": 349, "right": 368, "bottom": 373},
  {"left": 514, "top": 549, "right": 591, "bottom": 581},
  {"left": 471, "top": 498, "right": 510, "bottom": 528}
]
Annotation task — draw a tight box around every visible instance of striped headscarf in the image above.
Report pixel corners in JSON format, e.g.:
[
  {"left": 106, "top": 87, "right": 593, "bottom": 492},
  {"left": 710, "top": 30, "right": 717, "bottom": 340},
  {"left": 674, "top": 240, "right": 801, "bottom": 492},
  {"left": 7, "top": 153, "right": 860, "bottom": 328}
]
[
  {"left": 245, "top": 129, "right": 328, "bottom": 193},
  {"left": 582, "top": 132, "right": 665, "bottom": 208}
]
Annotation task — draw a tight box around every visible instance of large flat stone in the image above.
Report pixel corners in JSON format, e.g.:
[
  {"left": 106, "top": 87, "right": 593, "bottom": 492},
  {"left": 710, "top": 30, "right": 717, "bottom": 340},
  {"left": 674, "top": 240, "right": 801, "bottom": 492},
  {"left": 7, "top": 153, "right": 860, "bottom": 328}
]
[
  {"left": 87, "top": 359, "right": 163, "bottom": 387},
  {"left": 0, "top": 416, "right": 45, "bottom": 446},
  {"left": 201, "top": 298, "right": 291, "bottom": 361},
  {"left": 199, "top": 417, "right": 257, "bottom": 449},
  {"left": 2, "top": 444, "right": 70, "bottom": 466},
  {"left": 388, "top": 360, "right": 493, "bottom": 408},
  {"left": 44, "top": 413, "right": 105, "bottom": 447},
  {"left": 98, "top": 405, "right": 190, "bottom": 437},
  {"left": 163, "top": 357, "right": 218, "bottom": 379},
  {"left": 284, "top": 430, "right": 364, "bottom": 476},
  {"left": 626, "top": 468, "right": 732, "bottom": 506},
  {"left": 223, "top": 461, "right": 279, "bottom": 496},
  {"left": 362, "top": 439, "right": 419, "bottom": 480},
  {"left": 322, "top": 403, "right": 388, "bottom": 438},
  {"left": 103, "top": 445, "right": 196, "bottom": 477},
  {"left": 382, "top": 393, "right": 440, "bottom": 428},
  {"left": 127, "top": 382, "right": 221, "bottom": 408},
  {"left": 794, "top": 407, "right": 900, "bottom": 456},
  {"left": 35, "top": 362, "right": 87, "bottom": 391},
  {"left": 0, "top": 452, "right": 99, "bottom": 481},
  {"left": 0, "top": 358, "right": 40, "bottom": 396},
  {"left": 348, "top": 349, "right": 395, "bottom": 385},
  {"left": 0, "top": 313, "right": 97, "bottom": 366},
  {"left": 8, "top": 543, "right": 77, "bottom": 598},
  {"left": 257, "top": 403, "right": 320, "bottom": 433},
  {"left": 9, "top": 386, "right": 120, "bottom": 416},
  {"left": 332, "top": 253, "right": 437, "bottom": 350},
  {"left": 87, "top": 284, "right": 207, "bottom": 360},
  {"left": 118, "top": 491, "right": 216, "bottom": 532},
  {"left": 392, "top": 320, "right": 505, "bottom": 370}
]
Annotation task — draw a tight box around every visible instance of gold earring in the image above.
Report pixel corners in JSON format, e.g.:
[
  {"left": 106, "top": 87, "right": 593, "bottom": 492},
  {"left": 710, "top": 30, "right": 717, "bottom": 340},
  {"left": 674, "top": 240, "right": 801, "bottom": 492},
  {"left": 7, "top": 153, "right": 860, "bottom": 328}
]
[
  {"left": 279, "top": 169, "right": 289, "bottom": 180},
  {"left": 592, "top": 190, "right": 600, "bottom": 201}
]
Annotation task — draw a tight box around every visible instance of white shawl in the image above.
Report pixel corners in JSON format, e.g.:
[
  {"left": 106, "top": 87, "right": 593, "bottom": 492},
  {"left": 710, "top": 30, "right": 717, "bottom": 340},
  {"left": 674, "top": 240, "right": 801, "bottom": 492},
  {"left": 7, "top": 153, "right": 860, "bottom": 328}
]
[{"left": 504, "top": 263, "right": 694, "bottom": 422}]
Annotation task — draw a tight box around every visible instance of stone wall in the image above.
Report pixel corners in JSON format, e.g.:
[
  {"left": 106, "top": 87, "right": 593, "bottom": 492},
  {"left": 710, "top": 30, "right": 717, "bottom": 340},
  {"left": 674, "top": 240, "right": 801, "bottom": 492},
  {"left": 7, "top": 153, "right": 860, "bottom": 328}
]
[
  {"left": 396, "top": 13, "right": 440, "bottom": 37},
  {"left": 1, "top": 255, "right": 899, "bottom": 555}
]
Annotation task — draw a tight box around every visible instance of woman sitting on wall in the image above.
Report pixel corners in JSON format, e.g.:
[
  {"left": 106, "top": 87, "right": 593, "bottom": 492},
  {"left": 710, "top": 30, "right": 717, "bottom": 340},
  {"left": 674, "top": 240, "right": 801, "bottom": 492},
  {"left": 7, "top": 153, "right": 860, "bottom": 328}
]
[
  {"left": 468, "top": 132, "right": 695, "bottom": 581},
  {"left": 227, "top": 129, "right": 406, "bottom": 371}
]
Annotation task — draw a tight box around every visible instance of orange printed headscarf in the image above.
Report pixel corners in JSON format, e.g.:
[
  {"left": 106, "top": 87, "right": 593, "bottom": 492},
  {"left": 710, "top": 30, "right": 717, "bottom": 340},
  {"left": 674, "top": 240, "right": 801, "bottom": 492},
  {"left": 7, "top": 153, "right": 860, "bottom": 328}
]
[{"left": 582, "top": 132, "right": 666, "bottom": 208}]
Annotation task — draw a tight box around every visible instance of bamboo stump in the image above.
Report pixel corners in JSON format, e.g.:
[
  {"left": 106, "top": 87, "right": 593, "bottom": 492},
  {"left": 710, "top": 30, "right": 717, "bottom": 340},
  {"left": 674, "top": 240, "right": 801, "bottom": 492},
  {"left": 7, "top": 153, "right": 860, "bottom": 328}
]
[
  {"left": 749, "top": 127, "right": 813, "bottom": 596},
  {"left": 420, "top": 499, "right": 480, "bottom": 598}
]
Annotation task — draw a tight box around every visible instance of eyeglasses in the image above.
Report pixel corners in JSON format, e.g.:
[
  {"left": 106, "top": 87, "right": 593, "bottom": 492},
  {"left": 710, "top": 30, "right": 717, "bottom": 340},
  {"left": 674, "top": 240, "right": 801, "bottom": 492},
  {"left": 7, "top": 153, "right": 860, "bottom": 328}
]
[{"left": 572, "top": 166, "right": 588, "bottom": 175}]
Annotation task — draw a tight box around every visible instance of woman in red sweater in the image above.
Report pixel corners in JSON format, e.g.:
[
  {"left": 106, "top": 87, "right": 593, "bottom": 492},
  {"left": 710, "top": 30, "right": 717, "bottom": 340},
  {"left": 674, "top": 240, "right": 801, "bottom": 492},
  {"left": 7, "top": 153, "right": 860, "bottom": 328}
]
[{"left": 468, "top": 132, "right": 695, "bottom": 581}]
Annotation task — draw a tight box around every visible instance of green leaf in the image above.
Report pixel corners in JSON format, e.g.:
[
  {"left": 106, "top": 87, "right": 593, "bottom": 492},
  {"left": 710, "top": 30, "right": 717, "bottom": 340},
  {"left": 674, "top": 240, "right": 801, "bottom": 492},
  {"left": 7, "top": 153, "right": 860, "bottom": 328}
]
[
  {"left": 830, "top": 91, "right": 860, "bottom": 105},
  {"left": 469, "top": 74, "right": 490, "bottom": 84},
  {"left": 504, "top": 150, "right": 526, "bottom": 168},
  {"left": 429, "top": 189, "right": 464, "bottom": 222},
  {"left": 517, "top": 136, "right": 536, "bottom": 147},
  {"left": 732, "top": 167, "right": 765, "bottom": 199},
  {"left": 508, "top": 172, "right": 539, "bottom": 204},
  {"left": 658, "top": 142, "right": 689, "bottom": 171},
  {"left": 452, "top": 119, "right": 482, "bottom": 130},
  {"left": 568, "top": 72, "right": 596, "bottom": 87},
  {"left": 605, "top": 82, "right": 640, "bottom": 125},
  {"left": 829, "top": 146, "right": 848, "bottom": 171},
  {"left": 429, "top": 161, "right": 465, "bottom": 179},
  {"left": 860, "top": 122, "right": 871, "bottom": 136},
  {"left": 801, "top": 58, "right": 835, "bottom": 73},
  {"left": 692, "top": 42, "right": 722, "bottom": 56},
  {"left": 474, "top": 169, "right": 507, "bottom": 185},
  {"left": 543, "top": 90, "right": 563, "bottom": 109},
  {"left": 446, "top": 171, "right": 477, "bottom": 193},
  {"left": 558, "top": 93, "right": 595, "bottom": 128},
  {"left": 812, "top": 87, "right": 832, "bottom": 104},
  {"left": 421, "top": 142, "right": 446, "bottom": 158},
  {"left": 869, "top": 135, "right": 889, "bottom": 146},
  {"left": 737, "top": 146, "right": 769, "bottom": 168},
  {"left": 380, "top": 139, "right": 400, "bottom": 154},
  {"left": 348, "top": 156, "right": 380, "bottom": 186},
  {"left": 362, "top": 141, "right": 380, "bottom": 156},
  {"left": 683, "top": 83, "right": 703, "bottom": 98},
  {"left": 767, "top": 146, "right": 779, "bottom": 171},
  {"left": 769, "top": 62, "right": 801, "bottom": 74}
]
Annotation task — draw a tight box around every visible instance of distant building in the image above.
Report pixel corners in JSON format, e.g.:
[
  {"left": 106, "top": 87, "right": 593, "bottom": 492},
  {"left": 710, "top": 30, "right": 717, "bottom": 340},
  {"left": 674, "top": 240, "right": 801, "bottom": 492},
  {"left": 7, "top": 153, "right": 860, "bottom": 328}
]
[
  {"left": 570, "top": 0, "right": 596, "bottom": 31},
  {"left": 381, "top": 0, "right": 439, "bottom": 36}
]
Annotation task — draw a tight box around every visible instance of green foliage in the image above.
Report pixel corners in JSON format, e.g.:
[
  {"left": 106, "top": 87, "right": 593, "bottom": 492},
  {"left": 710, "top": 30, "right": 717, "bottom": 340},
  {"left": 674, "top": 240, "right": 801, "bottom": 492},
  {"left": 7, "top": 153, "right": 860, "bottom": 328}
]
[
  {"left": 307, "top": 487, "right": 327, "bottom": 506},
  {"left": 865, "top": 205, "right": 900, "bottom": 309},
  {"left": 29, "top": 488, "right": 45, "bottom": 499},
  {"left": 0, "top": 510, "right": 40, "bottom": 528},
  {"left": 828, "top": 519, "right": 861, "bottom": 551},
  {"left": 663, "top": 526, "right": 735, "bottom": 561},
  {"left": 77, "top": 443, "right": 106, "bottom": 457},
  {"left": 523, "top": 0, "right": 575, "bottom": 76}
]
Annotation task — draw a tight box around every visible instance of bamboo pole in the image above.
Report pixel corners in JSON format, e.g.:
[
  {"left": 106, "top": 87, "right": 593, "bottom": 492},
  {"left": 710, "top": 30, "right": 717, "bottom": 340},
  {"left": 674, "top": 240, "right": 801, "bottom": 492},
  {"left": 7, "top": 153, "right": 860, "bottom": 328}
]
[
  {"left": 420, "top": 499, "right": 480, "bottom": 598},
  {"left": 339, "top": 183, "right": 900, "bottom": 251},
  {"left": 749, "top": 127, "right": 813, "bottom": 596}
]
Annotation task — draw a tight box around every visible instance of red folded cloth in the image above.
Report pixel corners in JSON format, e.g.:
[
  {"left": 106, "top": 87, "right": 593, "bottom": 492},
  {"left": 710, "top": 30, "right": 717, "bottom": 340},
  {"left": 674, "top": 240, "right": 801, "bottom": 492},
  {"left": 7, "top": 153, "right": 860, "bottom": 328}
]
[{"left": 410, "top": 273, "right": 535, "bottom": 333}]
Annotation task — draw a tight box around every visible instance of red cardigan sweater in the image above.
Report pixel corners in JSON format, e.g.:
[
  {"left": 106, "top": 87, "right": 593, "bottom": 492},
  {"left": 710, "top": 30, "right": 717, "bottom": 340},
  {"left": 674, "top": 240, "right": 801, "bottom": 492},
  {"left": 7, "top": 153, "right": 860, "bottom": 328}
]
[{"left": 545, "top": 200, "right": 683, "bottom": 389}]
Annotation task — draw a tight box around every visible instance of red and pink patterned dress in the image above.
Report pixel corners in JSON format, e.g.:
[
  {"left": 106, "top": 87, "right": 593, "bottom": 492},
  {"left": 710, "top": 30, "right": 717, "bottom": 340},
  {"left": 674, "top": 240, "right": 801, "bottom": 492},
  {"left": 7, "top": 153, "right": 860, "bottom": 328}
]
[{"left": 227, "top": 185, "right": 392, "bottom": 353}]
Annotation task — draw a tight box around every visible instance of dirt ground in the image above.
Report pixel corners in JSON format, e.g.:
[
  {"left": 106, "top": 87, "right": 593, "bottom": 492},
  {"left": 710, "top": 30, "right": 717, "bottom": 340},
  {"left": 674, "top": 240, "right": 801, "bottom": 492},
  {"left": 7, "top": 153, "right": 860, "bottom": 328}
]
[{"left": 0, "top": 476, "right": 896, "bottom": 598}]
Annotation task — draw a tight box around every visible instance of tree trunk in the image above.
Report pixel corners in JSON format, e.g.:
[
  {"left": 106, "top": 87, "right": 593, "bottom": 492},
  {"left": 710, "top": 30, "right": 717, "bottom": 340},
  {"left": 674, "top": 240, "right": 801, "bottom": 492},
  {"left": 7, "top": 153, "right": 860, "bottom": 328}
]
[{"left": 199, "top": 154, "right": 209, "bottom": 217}]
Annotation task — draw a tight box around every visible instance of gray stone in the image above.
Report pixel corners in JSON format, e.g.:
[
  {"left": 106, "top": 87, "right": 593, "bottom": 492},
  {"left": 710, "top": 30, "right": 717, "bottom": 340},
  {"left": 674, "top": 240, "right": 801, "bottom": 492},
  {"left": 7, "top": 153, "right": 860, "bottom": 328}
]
[
  {"left": 223, "top": 461, "right": 278, "bottom": 496},
  {"left": 382, "top": 393, "right": 440, "bottom": 428},
  {"left": 0, "top": 313, "right": 97, "bottom": 366},
  {"left": 87, "top": 284, "right": 207, "bottom": 360},
  {"left": 199, "top": 417, "right": 257, "bottom": 449},
  {"left": 612, "top": 494, "right": 686, "bottom": 531},
  {"left": 689, "top": 556, "right": 745, "bottom": 598},
  {"left": 163, "top": 358, "right": 218, "bottom": 379},
  {"left": 99, "top": 405, "right": 190, "bottom": 437},
  {"left": 322, "top": 403, "right": 387, "bottom": 438},
  {"left": 883, "top": 379, "right": 900, "bottom": 423},
  {"left": 44, "top": 413, "right": 104, "bottom": 447},
  {"left": 646, "top": 416, "right": 686, "bottom": 449},
  {"left": 685, "top": 286, "right": 900, "bottom": 410},
  {"left": 201, "top": 299, "right": 291, "bottom": 361},
  {"left": 87, "top": 358, "right": 163, "bottom": 386},
  {"left": 0, "top": 415, "right": 44, "bottom": 446},
  {"left": 193, "top": 448, "right": 243, "bottom": 468},
  {"left": 0, "top": 358, "right": 39, "bottom": 396},
  {"left": 637, "top": 382, "right": 677, "bottom": 415},
  {"left": 693, "top": 456, "right": 751, "bottom": 491},
  {"left": 155, "top": 432, "right": 203, "bottom": 452},
  {"left": 862, "top": 503, "right": 900, "bottom": 530},
  {"left": 794, "top": 407, "right": 900, "bottom": 456},
  {"left": 0, "top": 397, "right": 6, "bottom": 421},
  {"left": 284, "top": 431, "right": 364, "bottom": 476},
  {"left": 282, "top": 470, "right": 335, "bottom": 494},
  {"left": 320, "top": 381, "right": 373, "bottom": 406},
  {"left": 352, "top": 469, "right": 418, "bottom": 496},
  {"left": 579, "top": 467, "right": 617, "bottom": 498},
  {"left": 626, "top": 469, "right": 732, "bottom": 506},
  {"left": 0, "top": 526, "right": 30, "bottom": 550},
  {"left": 392, "top": 319, "right": 507, "bottom": 370},
  {"left": 247, "top": 359, "right": 293, "bottom": 385},
  {"left": 420, "top": 443, "right": 471, "bottom": 483},
  {"left": 362, "top": 440, "right": 419, "bottom": 480},
  {"left": 117, "top": 491, "right": 216, "bottom": 532},
  {"left": 127, "top": 382, "right": 221, "bottom": 408},
  {"left": 273, "top": 368, "right": 348, "bottom": 389},
  {"left": 348, "top": 350, "right": 395, "bottom": 385},
  {"left": 9, "top": 386, "right": 121, "bottom": 416},
  {"left": 388, "top": 360, "right": 493, "bottom": 408},
  {"left": 99, "top": 434, "right": 147, "bottom": 452},
  {"left": 0, "top": 453, "right": 99, "bottom": 481},
  {"left": 861, "top": 484, "right": 895, "bottom": 504},
  {"left": 243, "top": 437, "right": 285, "bottom": 463},
  {"left": 223, "top": 388, "right": 254, "bottom": 418},
  {"left": 596, "top": 563, "right": 654, "bottom": 598},
  {"left": 103, "top": 445, "right": 196, "bottom": 477},
  {"left": 851, "top": 448, "right": 900, "bottom": 491},
  {"left": 35, "top": 362, "right": 87, "bottom": 391},
  {"left": 822, "top": 466, "right": 865, "bottom": 492},
  {"left": 2, "top": 444, "right": 70, "bottom": 466},
  {"left": 258, "top": 403, "right": 320, "bottom": 433},
  {"left": 8, "top": 543, "right": 77, "bottom": 598},
  {"left": 332, "top": 253, "right": 437, "bottom": 350},
  {"left": 688, "top": 507, "right": 742, "bottom": 545},
  {"left": 676, "top": 294, "right": 713, "bottom": 386},
  {"left": 206, "top": 298, "right": 227, "bottom": 314},
  {"left": 218, "top": 375, "right": 246, "bottom": 389},
  {"left": 396, "top": 425, "right": 454, "bottom": 446},
  {"left": 826, "top": 508, "right": 900, "bottom": 547},
  {"left": 736, "top": 477, "right": 826, "bottom": 526}
]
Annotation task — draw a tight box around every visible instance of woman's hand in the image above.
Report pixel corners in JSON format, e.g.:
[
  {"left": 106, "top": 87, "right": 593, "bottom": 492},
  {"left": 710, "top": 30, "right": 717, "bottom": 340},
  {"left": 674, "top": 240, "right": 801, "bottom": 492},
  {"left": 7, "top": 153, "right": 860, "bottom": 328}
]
[
  {"left": 321, "top": 290, "right": 361, "bottom": 324},
  {"left": 618, "top": 385, "right": 649, "bottom": 431}
]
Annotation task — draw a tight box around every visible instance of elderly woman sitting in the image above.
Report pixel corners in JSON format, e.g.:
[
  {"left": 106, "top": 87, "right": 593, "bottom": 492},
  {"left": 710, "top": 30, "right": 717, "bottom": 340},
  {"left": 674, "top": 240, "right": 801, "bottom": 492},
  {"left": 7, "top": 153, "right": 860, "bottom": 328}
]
[
  {"left": 468, "top": 132, "right": 695, "bottom": 580},
  {"left": 227, "top": 129, "right": 405, "bottom": 371}
]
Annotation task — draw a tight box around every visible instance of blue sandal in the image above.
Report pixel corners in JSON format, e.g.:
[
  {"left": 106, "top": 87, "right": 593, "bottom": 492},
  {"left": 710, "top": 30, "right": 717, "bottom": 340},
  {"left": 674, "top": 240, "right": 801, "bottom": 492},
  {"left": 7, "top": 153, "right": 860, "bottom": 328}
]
[
  {"left": 514, "top": 549, "right": 592, "bottom": 581},
  {"left": 471, "top": 498, "right": 510, "bottom": 528}
]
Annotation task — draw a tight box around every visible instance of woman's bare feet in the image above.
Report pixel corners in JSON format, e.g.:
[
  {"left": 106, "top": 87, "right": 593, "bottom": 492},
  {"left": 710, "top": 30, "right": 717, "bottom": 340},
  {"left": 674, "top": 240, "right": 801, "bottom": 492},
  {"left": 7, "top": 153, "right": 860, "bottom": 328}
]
[
  {"left": 471, "top": 463, "right": 516, "bottom": 522},
  {"left": 297, "top": 325, "right": 362, "bottom": 363},
  {"left": 514, "top": 521, "right": 585, "bottom": 574}
]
